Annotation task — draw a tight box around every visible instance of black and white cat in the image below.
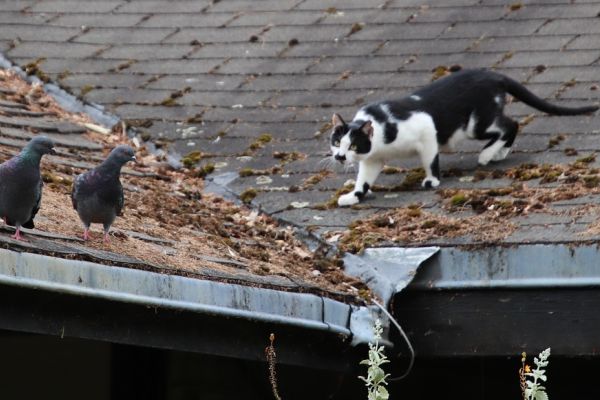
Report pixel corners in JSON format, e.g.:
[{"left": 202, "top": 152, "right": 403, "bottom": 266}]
[{"left": 330, "top": 69, "right": 598, "bottom": 206}]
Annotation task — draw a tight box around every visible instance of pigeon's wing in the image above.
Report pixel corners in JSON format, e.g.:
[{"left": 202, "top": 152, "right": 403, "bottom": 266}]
[
  {"left": 0, "top": 158, "right": 23, "bottom": 227},
  {"left": 96, "top": 177, "right": 124, "bottom": 216},
  {"left": 0, "top": 157, "right": 17, "bottom": 185},
  {"left": 22, "top": 179, "right": 42, "bottom": 229},
  {"left": 71, "top": 173, "right": 85, "bottom": 210},
  {"left": 0, "top": 160, "right": 14, "bottom": 225},
  {"left": 0, "top": 157, "right": 13, "bottom": 177},
  {"left": 116, "top": 181, "right": 124, "bottom": 216}
]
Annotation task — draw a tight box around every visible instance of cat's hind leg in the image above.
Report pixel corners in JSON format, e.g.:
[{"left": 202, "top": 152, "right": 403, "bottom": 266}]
[
  {"left": 478, "top": 115, "right": 519, "bottom": 165},
  {"left": 491, "top": 116, "right": 519, "bottom": 162},
  {"left": 477, "top": 118, "right": 506, "bottom": 165},
  {"left": 338, "top": 159, "right": 383, "bottom": 206}
]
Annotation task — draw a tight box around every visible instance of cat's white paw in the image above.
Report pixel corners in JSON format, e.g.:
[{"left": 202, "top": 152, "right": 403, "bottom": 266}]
[
  {"left": 492, "top": 147, "right": 511, "bottom": 162},
  {"left": 338, "top": 192, "right": 360, "bottom": 207},
  {"left": 422, "top": 177, "right": 440, "bottom": 189},
  {"left": 478, "top": 151, "right": 494, "bottom": 166}
]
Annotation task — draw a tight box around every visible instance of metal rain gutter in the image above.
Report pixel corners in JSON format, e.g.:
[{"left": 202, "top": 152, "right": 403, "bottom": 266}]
[
  {"left": 409, "top": 244, "right": 600, "bottom": 291},
  {"left": 0, "top": 248, "right": 368, "bottom": 339},
  {"left": 343, "top": 243, "right": 600, "bottom": 295}
]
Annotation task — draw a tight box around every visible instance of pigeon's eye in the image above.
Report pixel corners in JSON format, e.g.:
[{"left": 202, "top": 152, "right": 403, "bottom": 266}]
[
  {"left": 334, "top": 140, "right": 340, "bottom": 147},
  {"left": 350, "top": 144, "right": 357, "bottom": 151}
]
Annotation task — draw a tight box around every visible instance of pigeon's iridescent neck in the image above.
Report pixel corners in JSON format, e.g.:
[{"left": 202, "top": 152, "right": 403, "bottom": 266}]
[
  {"left": 97, "top": 159, "right": 125, "bottom": 178},
  {"left": 18, "top": 148, "right": 43, "bottom": 166}
]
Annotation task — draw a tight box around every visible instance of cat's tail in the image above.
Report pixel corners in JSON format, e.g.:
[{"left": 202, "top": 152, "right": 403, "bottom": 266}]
[{"left": 502, "top": 75, "right": 599, "bottom": 116}]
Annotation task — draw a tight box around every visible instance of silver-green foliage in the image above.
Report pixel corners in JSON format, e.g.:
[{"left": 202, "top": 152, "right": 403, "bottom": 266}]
[
  {"left": 359, "top": 319, "right": 390, "bottom": 400},
  {"left": 524, "top": 348, "right": 551, "bottom": 400}
]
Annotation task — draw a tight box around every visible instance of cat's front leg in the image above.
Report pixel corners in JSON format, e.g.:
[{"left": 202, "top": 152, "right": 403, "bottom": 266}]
[
  {"left": 418, "top": 147, "right": 441, "bottom": 189},
  {"left": 338, "top": 159, "right": 383, "bottom": 207}
]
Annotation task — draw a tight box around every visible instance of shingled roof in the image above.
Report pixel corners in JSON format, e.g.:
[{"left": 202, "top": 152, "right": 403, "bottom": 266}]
[
  {"left": 0, "top": 68, "right": 372, "bottom": 305},
  {"left": 1, "top": 0, "right": 599, "bottom": 250}
]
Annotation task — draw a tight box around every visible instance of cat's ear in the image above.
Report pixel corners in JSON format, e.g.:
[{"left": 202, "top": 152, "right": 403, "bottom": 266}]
[
  {"left": 361, "top": 121, "right": 374, "bottom": 139},
  {"left": 332, "top": 113, "right": 346, "bottom": 128}
]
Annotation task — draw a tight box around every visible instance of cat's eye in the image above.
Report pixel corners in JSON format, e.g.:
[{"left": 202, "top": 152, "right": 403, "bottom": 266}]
[
  {"left": 334, "top": 140, "right": 340, "bottom": 147},
  {"left": 350, "top": 144, "right": 357, "bottom": 151}
]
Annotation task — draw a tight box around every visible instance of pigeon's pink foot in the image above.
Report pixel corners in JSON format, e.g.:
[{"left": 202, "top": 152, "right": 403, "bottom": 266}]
[
  {"left": 103, "top": 232, "right": 110, "bottom": 244},
  {"left": 83, "top": 228, "right": 90, "bottom": 241},
  {"left": 12, "top": 228, "right": 24, "bottom": 241}
]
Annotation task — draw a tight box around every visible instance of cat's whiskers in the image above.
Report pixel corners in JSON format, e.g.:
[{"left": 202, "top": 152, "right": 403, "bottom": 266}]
[
  {"left": 317, "top": 156, "right": 335, "bottom": 171},
  {"left": 342, "top": 161, "right": 357, "bottom": 173},
  {"left": 317, "top": 155, "right": 356, "bottom": 173}
]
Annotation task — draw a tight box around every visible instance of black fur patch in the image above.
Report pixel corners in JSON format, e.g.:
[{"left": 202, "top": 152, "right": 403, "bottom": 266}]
[
  {"left": 383, "top": 122, "right": 397, "bottom": 144},
  {"left": 430, "top": 154, "right": 440, "bottom": 179},
  {"left": 354, "top": 183, "right": 371, "bottom": 201},
  {"left": 348, "top": 129, "right": 371, "bottom": 154},
  {"left": 501, "top": 118, "right": 519, "bottom": 147},
  {"left": 363, "top": 104, "right": 387, "bottom": 123},
  {"left": 330, "top": 125, "right": 347, "bottom": 147},
  {"left": 385, "top": 100, "right": 412, "bottom": 121}
]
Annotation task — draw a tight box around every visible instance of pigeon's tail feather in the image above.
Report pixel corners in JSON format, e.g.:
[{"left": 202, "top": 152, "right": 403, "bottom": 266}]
[
  {"left": 4, "top": 217, "right": 34, "bottom": 229},
  {"left": 25, "top": 189, "right": 41, "bottom": 229}
]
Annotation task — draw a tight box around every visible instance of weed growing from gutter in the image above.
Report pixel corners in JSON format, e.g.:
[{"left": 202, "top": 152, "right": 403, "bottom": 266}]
[
  {"left": 266, "top": 333, "right": 282, "bottom": 400},
  {"left": 359, "top": 319, "right": 391, "bottom": 400},
  {"left": 519, "top": 348, "right": 551, "bottom": 400}
]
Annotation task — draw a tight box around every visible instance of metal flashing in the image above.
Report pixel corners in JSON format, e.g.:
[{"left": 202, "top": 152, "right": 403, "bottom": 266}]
[
  {"left": 343, "top": 247, "right": 440, "bottom": 305},
  {"left": 0, "top": 248, "right": 361, "bottom": 338}
]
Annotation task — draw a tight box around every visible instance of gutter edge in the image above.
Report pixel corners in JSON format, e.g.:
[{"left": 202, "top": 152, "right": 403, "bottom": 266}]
[{"left": 0, "top": 248, "right": 380, "bottom": 342}]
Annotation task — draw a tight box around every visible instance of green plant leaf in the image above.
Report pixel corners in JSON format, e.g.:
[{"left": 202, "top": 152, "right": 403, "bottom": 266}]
[
  {"left": 376, "top": 386, "right": 389, "bottom": 400},
  {"left": 534, "top": 391, "right": 548, "bottom": 400}
]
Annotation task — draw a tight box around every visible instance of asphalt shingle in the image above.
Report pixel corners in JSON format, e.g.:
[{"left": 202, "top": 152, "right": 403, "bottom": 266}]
[
  {"left": 31, "top": 0, "right": 123, "bottom": 13},
  {"left": 537, "top": 18, "right": 600, "bottom": 35},
  {"left": 163, "top": 27, "right": 262, "bottom": 44},
  {"left": 98, "top": 44, "right": 193, "bottom": 60},
  {"left": 145, "top": 75, "right": 246, "bottom": 91},
  {"left": 49, "top": 14, "right": 147, "bottom": 28},
  {"left": 230, "top": 11, "right": 323, "bottom": 27},
  {"left": 139, "top": 13, "right": 233, "bottom": 28},
  {"left": 7, "top": 42, "right": 106, "bottom": 59},
  {"left": 73, "top": 28, "right": 177, "bottom": 45},
  {"left": 115, "top": 1, "right": 210, "bottom": 13}
]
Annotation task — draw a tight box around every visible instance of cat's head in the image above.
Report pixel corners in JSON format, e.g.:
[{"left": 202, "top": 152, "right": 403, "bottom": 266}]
[{"left": 330, "top": 113, "right": 373, "bottom": 163}]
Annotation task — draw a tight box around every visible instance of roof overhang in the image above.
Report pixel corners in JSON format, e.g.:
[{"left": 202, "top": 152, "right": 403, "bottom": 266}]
[
  {"left": 393, "top": 243, "right": 600, "bottom": 357},
  {"left": 0, "top": 247, "right": 378, "bottom": 370}
]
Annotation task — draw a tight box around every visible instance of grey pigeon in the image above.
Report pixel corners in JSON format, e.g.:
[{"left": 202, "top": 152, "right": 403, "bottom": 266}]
[
  {"left": 0, "top": 136, "right": 56, "bottom": 240},
  {"left": 71, "top": 145, "right": 136, "bottom": 242}
]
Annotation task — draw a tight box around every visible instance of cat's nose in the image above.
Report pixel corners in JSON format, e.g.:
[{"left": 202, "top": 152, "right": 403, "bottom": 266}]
[{"left": 335, "top": 154, "right": 346, "bottom": 162}]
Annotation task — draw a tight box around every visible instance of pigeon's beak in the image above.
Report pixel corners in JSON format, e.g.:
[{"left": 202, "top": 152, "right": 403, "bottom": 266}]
[
  {"left": 49, "top": 148, "right": 57, "bottom": 155},
  {"left": 131, "top": 155, "right": 137, "bottom": 163}
]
